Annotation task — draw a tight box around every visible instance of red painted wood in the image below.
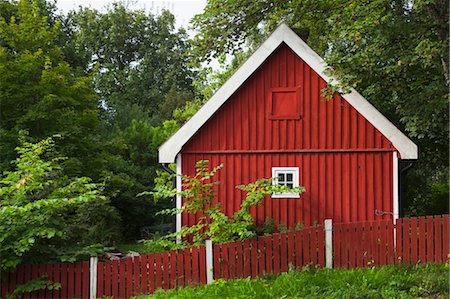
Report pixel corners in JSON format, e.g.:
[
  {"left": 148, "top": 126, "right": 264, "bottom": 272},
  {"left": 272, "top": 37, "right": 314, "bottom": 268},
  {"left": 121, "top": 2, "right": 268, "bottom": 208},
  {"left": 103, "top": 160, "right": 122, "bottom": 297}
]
[
  {"left": 155, "top": 254, "right": 163, "bottom": 290},
  {"left": 287, "top": 231, "right": 295, "bottom": 268},
  {"left": 435, "top": 215, "right": 442, "bottom": 263},
  {"left": 177, "top": 250, "right": 184, "bottom": 287},
  {"left": 161, "top": 252, "right": 169, "bottom": 289},
  {"left": 387, "top": 220, "right": 395, "bottom": 264},
  {"left": 60, "top": 263, "right": 68, "bottom": 298},
  {"left": 147, "top": 254, "right": 155, "bottom": 293},
  {"left": 411, "top": 218, "right": 418, "bottom": 264},
  {"left": 403, "top": 218, "right": 411, "bottom": 264},
  {"left": 199, "top": 246, "right": 207, "bottom": 284},
  {"left": 191, "top": 246, "right": 199, "bottom": 284},
  {"left": 184, "top": 248, "right": 192, "bottom": 285},
  {"left": 243, "top": 239, "right": 251, "bottom": 277},
  {"left": 119, "top": 259, "right": 126, "bottom": 299},
  {"left": 111, "top": 260, "right": 119, "bottom": 298},
  {"left": 133, "top": 256, "right": 141, "bottom": 295},
  {"left": 349, "top": 224, "right": 356, "bottom": 268},
  {"left": 396, "top": 219, "right": 403, "bottom": 264},
  {"left": 67, "top": 263, "right": 75, "bottom": 298},
  {"left": 280, "top": 232, "right": 288, "bottom": 272},
  {"left": 126, "top": 258, "right": 133, "bottom": 298},
  {"left": 181, "top": 43, "right": 395, "bottom": 231},
  {"left": 419, "top": 217, "right": 426, "bottom": 263},
  {"left": 39, "top": 264, "right": 48, "bottom": 298},
  {"left": 74, "top": 262, "right": 83, "bottom": 298},
  {"left": 333, "top": 224, "right": 341, "bottom": 268},
  {"left": 235, "top": 240, "right": 244, "bottom": 278},
  {"left": 257, "top": 236, "right": 265, "bottom": 276},
  {"left": 81, "top": 261, "right": 89, "bottom": 298},
  {"left": 103, "top": 261, "right": 111, "bottom": 297},
  {"left": 426, "top": 216, "right": 434, "bottom": 263},
  {"left": 272, "top": 233, "right": 280, "bottom": 274},
  {"left": 141, "top": 255, "right": 148, "bottom": 294},
  {"left": 443, "top": 216, "right": 449, "bottom": 262},
  {"left": 221, "top": 244, "right": 229, "bottom": 279},
  {"left": 250, "top": 238, "right": 258, "bottom": 277},
  {"left": 379, "top": 221, "right": 388, "bottom": 265},
  {"left": 213, "top": 244, "right": 221, "bottom": 279},
  {"left": 229, "top": 242, "right": 236, "bottom": 279},
  {"left": 303, "top": 228, "right": 311, "bottom": 266},
  {"left": 294, "top": 231, "right": 302, "bottom": 268},
  {"left": 317, "top": 225, "right": 325, "bottom": 267}
]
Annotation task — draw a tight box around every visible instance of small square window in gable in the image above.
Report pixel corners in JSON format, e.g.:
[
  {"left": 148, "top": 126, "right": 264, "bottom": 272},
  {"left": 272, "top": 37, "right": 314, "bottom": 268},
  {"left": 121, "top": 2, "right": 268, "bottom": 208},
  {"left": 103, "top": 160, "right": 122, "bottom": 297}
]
[{"left": 269, "top": 86, "right": 302, "bottom": 120}]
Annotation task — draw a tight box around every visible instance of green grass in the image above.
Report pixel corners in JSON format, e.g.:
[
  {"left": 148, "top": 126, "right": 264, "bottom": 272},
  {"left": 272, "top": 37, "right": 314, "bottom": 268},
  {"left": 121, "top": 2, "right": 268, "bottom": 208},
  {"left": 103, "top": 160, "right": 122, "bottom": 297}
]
[{"left": 136, "top": 264, "right": 449, "bottom": 299}]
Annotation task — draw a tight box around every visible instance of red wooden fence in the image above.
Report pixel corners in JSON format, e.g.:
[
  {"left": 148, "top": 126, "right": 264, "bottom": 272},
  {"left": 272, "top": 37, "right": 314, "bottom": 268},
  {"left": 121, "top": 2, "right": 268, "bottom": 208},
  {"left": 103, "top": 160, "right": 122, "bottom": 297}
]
[
  {"left": 213, "top": 225, "right": 324, "bottom": 280},
  {"left": 1, "top": 215, "right": 448, "bottom": 298}
]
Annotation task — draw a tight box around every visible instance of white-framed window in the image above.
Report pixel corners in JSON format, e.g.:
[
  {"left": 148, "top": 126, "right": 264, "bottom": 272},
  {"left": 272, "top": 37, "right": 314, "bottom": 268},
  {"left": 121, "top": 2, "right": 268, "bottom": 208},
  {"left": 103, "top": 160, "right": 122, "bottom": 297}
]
[{"left": 271, "top": 167, "right": 300, "bottom": 198}]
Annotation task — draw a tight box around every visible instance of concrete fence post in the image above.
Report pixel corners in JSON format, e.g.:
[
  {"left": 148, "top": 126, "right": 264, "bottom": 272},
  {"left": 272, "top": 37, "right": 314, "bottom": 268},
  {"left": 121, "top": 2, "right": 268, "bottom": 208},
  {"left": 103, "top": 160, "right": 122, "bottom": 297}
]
[
  {"left": 89, "top": 256, "right": 98, "bottom": 299},
  {"left": 324, "top": 219, "right": 333, "bottom": 269},
  {"left": 205, "top": 240, "right": 214, "bottom": 284}
]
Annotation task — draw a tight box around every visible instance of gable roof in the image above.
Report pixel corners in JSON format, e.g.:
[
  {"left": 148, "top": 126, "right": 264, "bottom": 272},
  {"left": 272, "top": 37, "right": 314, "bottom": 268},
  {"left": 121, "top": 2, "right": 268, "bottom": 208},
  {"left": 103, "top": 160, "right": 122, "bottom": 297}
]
[{"left": 159, "top": 24, "right": 418, "bottom": 163}]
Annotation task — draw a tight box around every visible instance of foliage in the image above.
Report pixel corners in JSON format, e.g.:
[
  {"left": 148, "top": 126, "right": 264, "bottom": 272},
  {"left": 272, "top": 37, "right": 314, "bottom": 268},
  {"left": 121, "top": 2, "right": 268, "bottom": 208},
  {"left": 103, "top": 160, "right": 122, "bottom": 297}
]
[
  {"left": 0, "top": 136, "right": 107, "bottom": 271},
  {"left": 68, "top": 2, "right": 196, "bottom": 126},
  {"left": 155, "top": 160, "right": 305, "bottom": 244},
  {"left": 192, "top": 0, "right": 449, "bottom": 215},
  {"left": 138, "top": 264, "right": 449, "bottom": 299},
  {"left": 6, "top": 276, "right": 61, "bottom": 299},
  {"left": 0, "top": 0, "right": 105, "bottom": 178}
]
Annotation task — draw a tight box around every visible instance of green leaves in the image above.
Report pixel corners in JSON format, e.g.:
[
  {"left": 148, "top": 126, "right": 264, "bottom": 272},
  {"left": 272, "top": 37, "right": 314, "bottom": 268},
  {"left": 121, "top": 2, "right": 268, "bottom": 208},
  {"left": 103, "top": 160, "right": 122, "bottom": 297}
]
[{"left": 0, "top": 136, "right": 105, "bottom": 271}]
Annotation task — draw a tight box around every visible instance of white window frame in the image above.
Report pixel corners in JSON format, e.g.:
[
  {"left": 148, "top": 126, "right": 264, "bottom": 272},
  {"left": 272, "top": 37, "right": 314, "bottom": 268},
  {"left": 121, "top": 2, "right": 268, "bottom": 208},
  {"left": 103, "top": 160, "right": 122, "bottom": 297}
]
[{"left": 271, "top": 167, "right": 300, "bottom": 198}]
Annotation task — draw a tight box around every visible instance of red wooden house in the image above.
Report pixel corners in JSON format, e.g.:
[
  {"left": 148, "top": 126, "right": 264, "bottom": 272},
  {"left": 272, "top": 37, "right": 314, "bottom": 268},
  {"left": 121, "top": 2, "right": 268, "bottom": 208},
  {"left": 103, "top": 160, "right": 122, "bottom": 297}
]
[{"left": 159, "top": 24, "right": 418, "bottom": 232}]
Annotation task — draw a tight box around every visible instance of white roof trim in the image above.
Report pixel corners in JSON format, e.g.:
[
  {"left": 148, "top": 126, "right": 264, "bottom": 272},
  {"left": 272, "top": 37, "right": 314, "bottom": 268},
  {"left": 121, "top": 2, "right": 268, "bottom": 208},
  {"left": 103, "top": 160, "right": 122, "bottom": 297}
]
[{"left": 159, "top": 24, "right": 418, "bottom": 163}]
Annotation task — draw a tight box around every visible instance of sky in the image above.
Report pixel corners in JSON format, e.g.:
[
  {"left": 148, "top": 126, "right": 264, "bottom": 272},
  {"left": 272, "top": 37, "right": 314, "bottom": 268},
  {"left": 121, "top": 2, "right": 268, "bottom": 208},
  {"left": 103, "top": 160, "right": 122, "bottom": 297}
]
[{"left": 56, "top": 0, "right": 207, "bottom": 30}]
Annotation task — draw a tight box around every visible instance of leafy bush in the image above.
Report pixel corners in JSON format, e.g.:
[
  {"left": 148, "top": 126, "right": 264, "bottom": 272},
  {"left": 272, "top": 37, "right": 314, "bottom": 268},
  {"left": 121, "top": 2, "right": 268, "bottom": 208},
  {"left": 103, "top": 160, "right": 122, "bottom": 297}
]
[
  {"left": 154, "top": 160, "right": 305, "bottom": 244},
  {"left": 0, "top": 136, "right": 115, "bottom": 270}
]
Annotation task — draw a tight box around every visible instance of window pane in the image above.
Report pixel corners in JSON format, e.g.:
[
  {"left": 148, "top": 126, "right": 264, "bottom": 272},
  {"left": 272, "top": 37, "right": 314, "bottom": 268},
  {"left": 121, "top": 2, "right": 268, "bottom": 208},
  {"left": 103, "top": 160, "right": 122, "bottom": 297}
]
[
  {"left": 287, "top": 183, "right": 293, "bottom": 189},
  {"left": 286, "top": 173, "right": 293, "bottom": 182},
  {"left": 278, "top": 173, "right": 285, "bottom": 182}
]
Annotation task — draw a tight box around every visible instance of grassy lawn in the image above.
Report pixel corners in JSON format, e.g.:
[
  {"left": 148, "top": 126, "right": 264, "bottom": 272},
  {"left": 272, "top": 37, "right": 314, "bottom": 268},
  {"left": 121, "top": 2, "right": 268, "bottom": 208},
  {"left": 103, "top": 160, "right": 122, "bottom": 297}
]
[{"left": 136, "top": 264, "right": 449, "bottom": 299}]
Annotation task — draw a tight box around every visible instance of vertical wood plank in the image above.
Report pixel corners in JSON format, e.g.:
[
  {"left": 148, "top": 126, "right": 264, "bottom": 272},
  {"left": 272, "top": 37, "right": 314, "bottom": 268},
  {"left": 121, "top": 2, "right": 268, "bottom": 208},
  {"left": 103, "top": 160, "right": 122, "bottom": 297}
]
[
  {"left": 228, "top": 242, "right": 236, "bottom": 279},
  {"left": 133, "top": 256, "right": 141, "bottom": 295},
  {"left": 419, "top": 216, "right": 426, "bottom": 263},
  {"left": 250, "top": 238, "right": 258, "bottom": 277},
  {"left": 155, "top": 253, "right": 163, "bottom": 290},
  {"left": 67, "top": 263, "right": 75, "bottom": 298},
  {"left": 141, "top": 255, "right": 148, "bottom": 294},
  {"left": 191, "top": 246, "right": 199, "bottom": 284},
  {"left": 184, "top": 248, "right": 192, "bottom": 286},
  {"left": 148, "top": 254, "right": 155, "bottom": 293},
  {"left": 119, "top": 259, "right": 126, "bottom": 299},
  {"left": 333, "top": 224, "right": 341, "bottom": 268},
  {"left": 104, "top": 261, "right": 111, "bottom": 297},
  {"left": 411, "top": 218, "right": 418, "bottom": 264},
  {"left": 162, "top": 252, "right": 170, "bottom": 289},
  {"left": 302, "top": 229, "right": 310, "bottom": 266},
  {"left": 396, "top": 218, "right": 403, "bottom": 264},
  {"left": 317, "top": 225, "right": 325, "bottom": 267},
  {"left": 426, "top": 216, "right": 434, "bottom": 263},
  {"left": 177, "top": 249, "right": 184, "bottom": 287},
  {"left": 443, "top": 215, "right": 449, "bottom": 262},
  {"left": 243, "top": 239, "right": 251, "bottom": 277},
  {"left": 257, "top": 236, "right": 265, "bottom": 276},
  {"left": 403, "top": 218, "right": 411, "bottom": 264},
  {"left": 96, "top": 262, "right": 103, "bottom": 298},
  {"left": 287, "top": 231, "right": 295, "bottom": 268},
  {"left": 434, "top": 215, "right": 442, "bottom": 263},
  {"left": 213, "top": 244, "right": 221, "bottom": 280},
  {"left": 126, "top": 258, "right": 133, "bottom": 298},
  {"left": 387, "top": 220, "right": 395, "bottom": 264},
  {"left": 199, "top": 246, "right": 207, "bottom": 284},
  {"left": 294, "top": 231, "right": 302, "bottom": 268},
  {"left": 273, "top": 233, "right": 280, "bottom": 274},
  {"left": 235, "top": 240, "right": 244, "bottom": 278},
  {"left": 280, "top": 232, "right": 288, "bottom": 272},
  {"left": 111, "top": 260, "right": 119, "bottom": 299}
]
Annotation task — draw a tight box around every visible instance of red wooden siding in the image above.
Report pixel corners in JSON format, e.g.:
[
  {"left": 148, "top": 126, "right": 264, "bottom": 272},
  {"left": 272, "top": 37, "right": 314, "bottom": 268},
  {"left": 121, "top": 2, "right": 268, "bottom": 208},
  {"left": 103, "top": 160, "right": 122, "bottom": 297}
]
[
  {"left": 183, "top": 44, "right": 394, "bottom": 153},
  {"left": 180, "top": 44, "right": 396, "bottom": 229},
  {"left": 182, "top": 152, "right": 393, "bottom": 228}
]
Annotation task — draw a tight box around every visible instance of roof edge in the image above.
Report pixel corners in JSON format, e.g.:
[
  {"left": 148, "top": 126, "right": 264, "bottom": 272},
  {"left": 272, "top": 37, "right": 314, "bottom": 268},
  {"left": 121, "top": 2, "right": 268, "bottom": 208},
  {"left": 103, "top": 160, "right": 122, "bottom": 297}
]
[{"left": 159, "top": 23, "right": 418, "bottom": 163}]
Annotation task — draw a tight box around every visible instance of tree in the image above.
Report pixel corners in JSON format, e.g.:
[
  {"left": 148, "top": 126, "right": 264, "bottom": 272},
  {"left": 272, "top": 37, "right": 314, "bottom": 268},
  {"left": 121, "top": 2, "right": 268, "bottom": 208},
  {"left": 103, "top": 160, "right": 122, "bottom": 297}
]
[
  {"left": 0, "top": 0, "right": 106, "bottom": 179},
  {"left": 68, "top": 3, "right": 196, "bottom": 126},
  {"left": 192, "top": 0, "right": 449, "bottom": 214},
  {"left": 0, "top": 136, "right": 110, "bottom": 271}
]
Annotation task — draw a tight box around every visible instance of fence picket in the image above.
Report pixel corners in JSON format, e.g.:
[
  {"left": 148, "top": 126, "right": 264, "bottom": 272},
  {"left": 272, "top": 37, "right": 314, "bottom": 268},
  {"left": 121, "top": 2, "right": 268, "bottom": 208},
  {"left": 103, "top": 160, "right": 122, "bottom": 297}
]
[
  {"left": 410, "top": 218, "right": 418, "bottom": 264},
  {"left": 243, "top": 239, "right": 251, "bottom": 277},
  {"left": 426, "top": 216, "right": 434, "bottom": 263},
  {"left": 199, "top": 245, "right": 207, "bottom": 284},
  {"left": 235, "top": 240, "right": 244, "bottom": 278},
  {"left": 443, "top": 216, "right": 449, "bottom": 262},
  {"left": 435, "top": 215, "right": 442, "bottom": 263},
  {"left": 257, "top": 236, "right": 266, "bottom": 276}
]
